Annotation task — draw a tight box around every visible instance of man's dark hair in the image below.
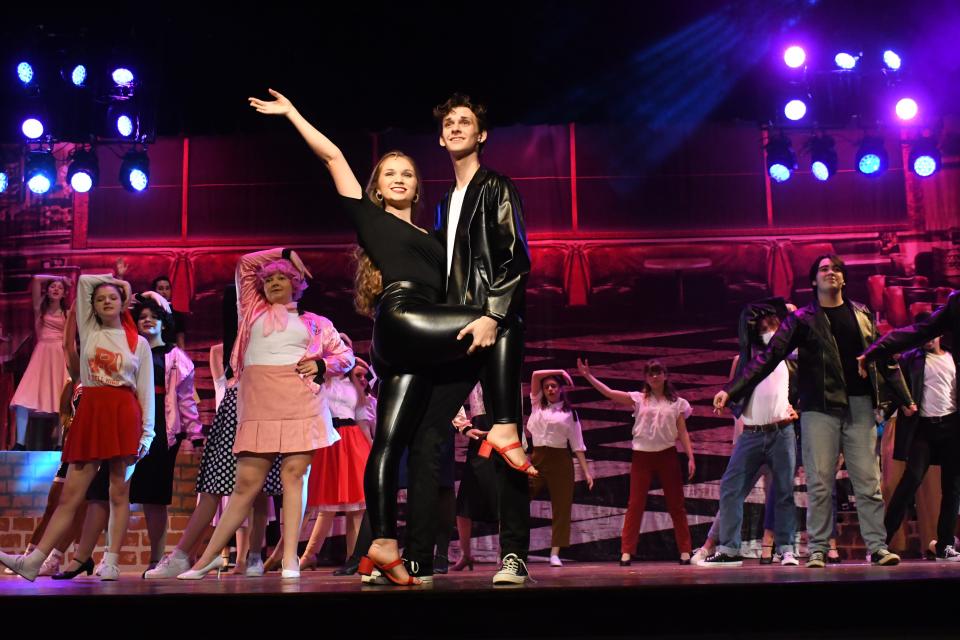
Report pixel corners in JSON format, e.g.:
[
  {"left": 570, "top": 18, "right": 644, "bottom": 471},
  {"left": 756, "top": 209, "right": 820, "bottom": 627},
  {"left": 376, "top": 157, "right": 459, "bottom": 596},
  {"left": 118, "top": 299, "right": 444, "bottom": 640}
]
[{"left": 433, "top": 93, "right": 488, "bottom": 153}]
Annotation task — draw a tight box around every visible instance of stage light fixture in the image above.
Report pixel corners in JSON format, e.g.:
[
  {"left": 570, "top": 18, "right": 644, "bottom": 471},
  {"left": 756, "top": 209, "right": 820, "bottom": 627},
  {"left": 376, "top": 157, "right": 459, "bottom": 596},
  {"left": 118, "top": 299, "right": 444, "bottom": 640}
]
[
  {"left": 784, "top": 46, "right": 806, "bottom": 68},
  {"left": 21, "top": 118, "right": 44, "bottom": 140},
  {"left": 895, "top": 98, "right": 918, "bottom": 121},
  {"left": 70, "top": 64, "right": 87, "bottom": 87},
  {"left": 112, "top": 68, "right": 134, "bottom": 86},
  {"left": 766, "top": 136, "right": 797, "bottom": 183},
  {"left": 883, "top": 50, "right": 902, "bottom": 70},
  {"left": 0, "top": 172, "right": 8, "bottom": 194},
  {"left": 855, "top": 136, "right": 888, "bottom": 176},
  {"left": 909, "top": 138, "right": 940, "bottom": 178},
  {"left": 784, "top": 99, "right": 807, "bottom": 121},
  {"left": 67, "top": 148, "right": 99, "bottom": 193},
  {"left": 24, "top": 151, "right": 56, "bottom": 195},
  {"left": 17, "top": 61, "right": 34, "bottom": 84},
  {"left": 117, "top": 114, "right": 135, "bottom": 138},
  {"left": 119, "top": 149, "right": 149, "bottom": 192},
  {"left": 809, "top": 136, "right": 837, "bottom": 181}
]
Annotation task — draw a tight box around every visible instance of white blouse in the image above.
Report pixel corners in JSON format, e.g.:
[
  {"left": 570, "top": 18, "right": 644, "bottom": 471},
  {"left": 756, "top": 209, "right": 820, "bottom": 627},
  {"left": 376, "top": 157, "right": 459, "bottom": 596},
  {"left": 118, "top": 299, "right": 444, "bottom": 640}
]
[
  {"left": 243, "top": 312, "right": 310, "bottom": 367},
  {"left": 526, "top": 391, "right": 587, "bottom": 452},
  {"left": 628, "top": 392, "right": 692, "bottom": 452},
  {"left": 322, "top": 376, "right": 362, "bottom": 420}
]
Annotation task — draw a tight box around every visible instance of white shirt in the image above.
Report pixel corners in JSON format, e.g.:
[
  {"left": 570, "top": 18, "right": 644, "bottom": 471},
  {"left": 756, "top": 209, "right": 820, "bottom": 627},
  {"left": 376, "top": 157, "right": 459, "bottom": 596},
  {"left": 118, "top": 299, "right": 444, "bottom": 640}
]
[
  {"left": 629, "top": 392, "right": 692, "bottom": 452},
  {"left": 445, "top": 186, "right": 467, "bottom": 279},
  {"left": 526, "top": 391, "right": 587, "bottom": 452},
  {"left": 244, "top": 312, "right": 310, "bottom": 367},
  {"left": 741, "top": 361, "right": 791, "bottom": 426},
  {"left": 322, "top": 376, "right": 362, "bottom": 420},
  {"left": 921, "top": 352, "right": 957, "bottom": 418}
]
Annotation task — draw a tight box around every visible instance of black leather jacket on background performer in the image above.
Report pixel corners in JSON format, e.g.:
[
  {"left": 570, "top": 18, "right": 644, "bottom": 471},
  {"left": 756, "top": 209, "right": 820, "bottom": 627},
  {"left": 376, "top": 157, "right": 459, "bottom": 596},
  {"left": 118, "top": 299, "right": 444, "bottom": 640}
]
[{"left": 726, "top": 298, "right": 913, "bottom": 414}]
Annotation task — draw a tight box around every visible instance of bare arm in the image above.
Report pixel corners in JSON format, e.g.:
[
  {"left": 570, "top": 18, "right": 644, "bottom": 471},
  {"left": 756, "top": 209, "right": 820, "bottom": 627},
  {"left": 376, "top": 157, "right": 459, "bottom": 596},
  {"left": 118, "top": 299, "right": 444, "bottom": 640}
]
[
  {"left": 249, "top": 89, "right": 362, "bottom": 198},
  {"left": 677, "top": 414, "right": 696, "bottom": 480},
  {"left": 576, "top": 357, "right": 633, "bottom": 406},
  {"left": 573, "top": 450, "right": 594, "bottom": 490},
  {"left": 530, "top": 369, "right": 574, "bottom": 396},
  {"left": 728, "top": 355, "right": 739, "bottom": 382}
]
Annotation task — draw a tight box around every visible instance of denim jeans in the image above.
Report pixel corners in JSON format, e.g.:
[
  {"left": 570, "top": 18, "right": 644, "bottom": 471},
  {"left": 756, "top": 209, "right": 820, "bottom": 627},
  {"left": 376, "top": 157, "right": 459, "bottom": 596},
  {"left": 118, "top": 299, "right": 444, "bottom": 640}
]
[
  {"left": 716, "top": 424, "right": 797, "bottom": 556},
  {"left": 801, "top": 396, "right": 886, "bottom": 554}
]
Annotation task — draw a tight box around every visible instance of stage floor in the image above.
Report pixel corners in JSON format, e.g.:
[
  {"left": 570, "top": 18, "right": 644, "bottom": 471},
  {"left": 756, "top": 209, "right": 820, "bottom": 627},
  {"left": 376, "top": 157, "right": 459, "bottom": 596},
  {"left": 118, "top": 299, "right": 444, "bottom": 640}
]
[{"left": 3, "top": 560, "right": 959, "bottom": 637}]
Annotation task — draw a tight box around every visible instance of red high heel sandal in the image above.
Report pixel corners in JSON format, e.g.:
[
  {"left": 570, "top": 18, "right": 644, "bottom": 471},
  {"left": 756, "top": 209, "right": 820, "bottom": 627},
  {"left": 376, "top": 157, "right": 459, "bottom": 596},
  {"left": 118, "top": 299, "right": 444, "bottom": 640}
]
[
  {"left": 478, "top": 439, "right": 536, "bottom": 475},
  {"left": 358, "top": 556, "right": 419, "bottom": 586}
]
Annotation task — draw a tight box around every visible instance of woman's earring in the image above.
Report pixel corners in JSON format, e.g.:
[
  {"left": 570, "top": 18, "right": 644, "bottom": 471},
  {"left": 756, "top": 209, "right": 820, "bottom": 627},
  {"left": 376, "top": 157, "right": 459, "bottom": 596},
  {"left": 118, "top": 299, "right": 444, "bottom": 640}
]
[
  {"left": 413, "top": 193, "right": 420, "bottom": 203},
  {"left": 375, "top": 191, "right": 383, "bottom": 202}
]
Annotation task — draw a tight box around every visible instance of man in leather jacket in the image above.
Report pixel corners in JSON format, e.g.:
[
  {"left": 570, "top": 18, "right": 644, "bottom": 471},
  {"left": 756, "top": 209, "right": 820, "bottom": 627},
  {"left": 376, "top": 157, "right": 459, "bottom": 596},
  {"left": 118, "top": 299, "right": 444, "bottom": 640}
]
[
  {"left": 714, "top": 255, "right": 915, "bottom": 568},
  {"left": 862, "top": 308, "right": 960, "bottom": 560},
  {"left": 403, "top": 94, "right": 533, "bottom": 585}
]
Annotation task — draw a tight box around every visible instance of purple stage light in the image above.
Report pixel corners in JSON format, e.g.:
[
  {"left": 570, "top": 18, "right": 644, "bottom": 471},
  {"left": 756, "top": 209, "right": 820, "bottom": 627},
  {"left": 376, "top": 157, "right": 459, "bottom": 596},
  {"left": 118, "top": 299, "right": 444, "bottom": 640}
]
[
  {"left": 784, "top": 46, "right": 806, "bottom": 68},
  {"left": 21, "top": 118, "right": 44, "bottom": 139},
  {"left": 883, "top": 50, "right": 902, "bottom": 70},
  {"left": 117, "top": 115, "right": 134, "bottom": 137},
  {"left": 834, "top": 53, "right": 857, "bottom": 70},
  {"left": 784, "top": 99, "right": 807, "bottom": 121},
  {"left": 895, "top": 98, "right": 918, "bottom": 121},
  {"left": 112, "top": 68, "right": 134, "bottom": 86}
]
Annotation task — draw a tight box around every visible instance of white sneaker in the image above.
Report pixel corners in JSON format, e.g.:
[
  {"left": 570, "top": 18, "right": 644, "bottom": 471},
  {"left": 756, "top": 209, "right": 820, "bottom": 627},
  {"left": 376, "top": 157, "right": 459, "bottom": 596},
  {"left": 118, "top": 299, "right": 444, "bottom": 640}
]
[
  {"left": 99, "top": 563, "right": 120, "bottom": 581},
  {"left": 0, "top": 551, "right": 40, "bottom": 582},
  {"left": 690, "top": 547, "right": 711, "bottom": 566},
  {"left": 936, "top": 545, "right": 960, "bottom": 562},
  {"left": 780, "top": 551, "right": 799, "bottom": 566},
  {"left": 245, "top": 555, "right": 265, "bottom": 577},
  {"left": 94, "top": 560, "right": 106, "bottom": 577},
  {"left": 37, "top": 552, "right": 63, "bottom": 577},
  {"left": 144, "top": 553, "right": 191, "bottom": 579},
  {"left": 549, "top": 555, "right": 563, "bottom": 567}
]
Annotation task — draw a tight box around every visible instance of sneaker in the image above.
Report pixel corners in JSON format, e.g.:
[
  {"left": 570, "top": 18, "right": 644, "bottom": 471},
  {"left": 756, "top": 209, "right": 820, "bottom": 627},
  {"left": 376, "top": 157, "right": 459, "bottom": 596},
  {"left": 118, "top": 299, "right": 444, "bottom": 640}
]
[
  {"left": 144, "top": 553, "right": 190, "bottom": 579},
  {"left": 690, "top": 547, "right": 711, "bottom": 566},
  {"left": 493, "top": 553, "right": 530, "bottom": 585},
  {"left": 0, "top": 551, "right": 40, "bottom": 581},
  {"left": 870, "top": 549, "right": 900, "bottom": 566},
  {"left": 245, "top": 555, "right": 265, "bottom": 577},
  {"left": 806, "top": 551, "right": 826, "bottom": 568},
  {"left": 99, "top": 563, "right": 120, "bottom": 581},
  {"left": 37, "top": 552, "right": 63, "bottom": 577},
  {"left": 699, "top": 552, "right": 743, "bottom": 568},
  {"left": 549, "top": 554, "right": 563, "bottom": 567},
  {"left": 94, "top": 560, "right": 106, "bottom": 577},
  {"left": 402, "top": 558, "right": 433, "bottom": 584},
  {"left": 359, "top": 567, "right": 388, "bottom": 584},
  {"left": 780, "top": 551, "right": 799, "bottom": 566},
  {"left": 935, "top": 545, "right": 960, "bottom": 563}
]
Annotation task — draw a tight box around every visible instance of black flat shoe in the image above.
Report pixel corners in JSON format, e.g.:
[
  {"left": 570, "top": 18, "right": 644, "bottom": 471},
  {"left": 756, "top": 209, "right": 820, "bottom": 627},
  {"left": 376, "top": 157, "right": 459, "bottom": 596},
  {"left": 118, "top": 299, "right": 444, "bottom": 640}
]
[
  {"left": 433, "top": 554, "right": 449, "bottom": 574},
  {"left": 52, "top": 558, "right": 94, "bottom": 580},
  {"left": 333, "top": 559, "right": 360, "bottom": 576},
  {"left": 619, "top": 556, "right": 632, "bottom": 567},
  {"left": 827, "top": 550, "right": 842, "bottom": 564}
]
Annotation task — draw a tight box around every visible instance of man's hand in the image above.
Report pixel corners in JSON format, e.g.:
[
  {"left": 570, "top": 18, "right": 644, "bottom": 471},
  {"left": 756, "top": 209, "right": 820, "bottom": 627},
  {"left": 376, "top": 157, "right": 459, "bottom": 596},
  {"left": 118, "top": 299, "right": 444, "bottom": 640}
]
[
  {"left": 457, "top": 316, "right": 498, "bottom": 355},
  {"left": 856, "top": 354, "right": 868, "bottom": 379},
  {"left": 902, "top": 403, "right": 918, "bottom": 417},
  {"left": 713, "top": 391, "right": 730, "bottom": 414}
]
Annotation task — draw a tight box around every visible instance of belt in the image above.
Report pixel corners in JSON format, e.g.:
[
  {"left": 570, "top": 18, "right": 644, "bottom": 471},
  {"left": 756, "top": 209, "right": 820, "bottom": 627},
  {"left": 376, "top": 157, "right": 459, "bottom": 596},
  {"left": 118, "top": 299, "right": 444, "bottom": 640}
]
[
  {"left": 332, "top": 418, "right": 358, "bottom": 429},
  {"left": 919, "top": 413, "right": 958, "bottom": 425},
  {"left": 741, "top": 418, "right": 794, "bottom": 433}
]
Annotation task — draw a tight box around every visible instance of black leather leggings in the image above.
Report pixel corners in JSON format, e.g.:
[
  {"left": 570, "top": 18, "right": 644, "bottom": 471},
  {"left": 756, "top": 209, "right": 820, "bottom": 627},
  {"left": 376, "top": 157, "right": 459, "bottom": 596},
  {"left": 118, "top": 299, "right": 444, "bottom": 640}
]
[{"left": 364, "top": 280, "right": 523, "bottom": 540}]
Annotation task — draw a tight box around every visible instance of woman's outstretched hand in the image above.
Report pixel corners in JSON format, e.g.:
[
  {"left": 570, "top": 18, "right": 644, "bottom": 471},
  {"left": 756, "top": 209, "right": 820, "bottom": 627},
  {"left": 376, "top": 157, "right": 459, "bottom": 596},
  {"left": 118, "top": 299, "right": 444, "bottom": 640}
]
[{"left": 249, "top": 88, "right": 294, "bottom": 116}]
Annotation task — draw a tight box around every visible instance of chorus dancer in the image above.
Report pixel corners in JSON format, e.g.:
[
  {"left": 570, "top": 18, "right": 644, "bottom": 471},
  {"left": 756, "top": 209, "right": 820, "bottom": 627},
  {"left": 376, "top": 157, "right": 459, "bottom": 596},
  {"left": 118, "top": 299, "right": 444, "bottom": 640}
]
[
  {"left": 10, "top": 274, "right": 72, "bottom": 450},
  {"left": 577, "top": 358, "right": 695, "bottom": 566},
  {"left": 177, "top": 250, "right": 353, "bottom": 580},
  {"left": 526, "top": 369, "right": 594, "bottom": 567},
  {"left": 249, "top": 88, "right": 533, "bottom": 586},
  {"left": 0, "top": 273, "right": 154, "bottom": 581},
  {"left": 146, "top": 285, "right": 282, "bottom": 578}
]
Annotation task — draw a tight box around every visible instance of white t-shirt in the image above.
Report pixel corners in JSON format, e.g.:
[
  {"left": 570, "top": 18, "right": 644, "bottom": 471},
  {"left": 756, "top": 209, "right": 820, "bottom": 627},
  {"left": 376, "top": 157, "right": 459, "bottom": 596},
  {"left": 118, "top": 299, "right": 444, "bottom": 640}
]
[
  {"left": 629, "top": 392, "right": 692, "bottom": 452},
  {"left": 445, "top": 186, "right": 467, "bottom": 278},
  {"left": 322, "top": 376, "right": 362, "bottom": 420},
  {"left": 526, "top": 391, "right": 587, "bottom": 452},
  {"left": 244, "top": 312, "right": 310, "bottom": 367},
  {"left": 921, "top": 352, "right": 957, "bottom": 418},
  {"left": 741, "top": 361, "right": 791, "bottom": 425}
]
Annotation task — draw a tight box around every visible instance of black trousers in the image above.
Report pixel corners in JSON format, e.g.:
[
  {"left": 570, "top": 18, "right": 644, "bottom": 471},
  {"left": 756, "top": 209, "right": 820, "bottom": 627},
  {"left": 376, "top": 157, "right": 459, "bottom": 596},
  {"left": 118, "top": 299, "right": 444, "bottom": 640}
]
[
  {"left": 405, "top": 325, "right": 529, "bottom": 568},
  {"left": 884, "top": 414, "right": 960, "bottom": 552}
]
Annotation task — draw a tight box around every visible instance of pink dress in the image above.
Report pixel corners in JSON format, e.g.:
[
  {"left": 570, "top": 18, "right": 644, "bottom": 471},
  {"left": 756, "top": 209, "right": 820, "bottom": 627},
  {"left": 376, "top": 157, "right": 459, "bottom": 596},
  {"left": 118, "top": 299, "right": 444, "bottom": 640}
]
[{"left": 10, "top": 313, "right": 68, "bottom": 414}]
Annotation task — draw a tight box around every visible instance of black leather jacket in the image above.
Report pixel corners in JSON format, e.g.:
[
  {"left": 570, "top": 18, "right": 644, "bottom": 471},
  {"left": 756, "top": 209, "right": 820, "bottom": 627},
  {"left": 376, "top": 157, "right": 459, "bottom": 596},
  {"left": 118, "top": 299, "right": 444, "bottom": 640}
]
[
  {"left": 891, "top": 347, "right": 933, "bottom": 462},
  {"left": 435, "top": 167, "right": 530, "bottom": 325},
  {"left": 726, "top": 298, "right": 913, "bottom": 414},
  {"left": 862, "top": 290, "right": 960, "bottom": 370}
]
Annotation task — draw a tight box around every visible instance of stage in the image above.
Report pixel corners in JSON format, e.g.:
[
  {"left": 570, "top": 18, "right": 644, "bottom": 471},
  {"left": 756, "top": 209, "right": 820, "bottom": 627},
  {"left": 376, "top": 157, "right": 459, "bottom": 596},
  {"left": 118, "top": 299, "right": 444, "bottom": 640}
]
[{"left": 2, "top": 560, "right": 959, "bottom": 638}]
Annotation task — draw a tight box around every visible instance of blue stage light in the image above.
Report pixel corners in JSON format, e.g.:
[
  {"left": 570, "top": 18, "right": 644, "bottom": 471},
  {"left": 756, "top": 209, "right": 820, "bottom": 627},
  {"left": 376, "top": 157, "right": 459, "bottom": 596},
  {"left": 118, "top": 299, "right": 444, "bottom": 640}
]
[
  {"left": 21, "top": 118, "right": 44, "bottom": 140},
  {"left": 25, "top": 151, "right": 56, "bottom": 195},
  {"left": 119, "top": 150, "right": 150, "bottom": 192},
  {"left": 883, "top": 50, "right": 902, "bottom": 70},
  {"left": 71, "top": 64, "right": 87, "bottom": 87},
  {"left": 112, "top": 68, "right": 134, "bottom": 86},
  {"left": 834, "top": 53, "right": 857, "bottom": 70},
  {"left": 17, "top": 61, "right": 34, "bottom": 84},
  {"left": 784, "top": 99, "right": 807, "bottom": 121}
]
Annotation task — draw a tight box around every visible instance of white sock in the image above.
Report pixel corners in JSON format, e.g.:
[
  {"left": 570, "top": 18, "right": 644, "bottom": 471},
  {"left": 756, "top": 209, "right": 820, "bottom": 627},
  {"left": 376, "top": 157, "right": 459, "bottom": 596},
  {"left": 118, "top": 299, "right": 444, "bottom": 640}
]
[
  {"left": 49, "top": 549, "right": 64, "bottom": 561},
  {"left": 24, "top": 548, "right": 48, "bottom": 569},
  {"left": 103, "top": 551, "right": 119, "bottom": 566},
  {"left": 171, "top": 548, "right": 189, "bottom": 561}
]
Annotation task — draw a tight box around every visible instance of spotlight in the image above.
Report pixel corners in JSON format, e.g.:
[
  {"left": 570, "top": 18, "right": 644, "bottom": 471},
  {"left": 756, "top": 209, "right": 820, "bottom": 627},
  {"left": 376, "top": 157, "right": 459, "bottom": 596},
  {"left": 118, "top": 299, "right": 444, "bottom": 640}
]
[
  {"left": 116, "top": 114, "right": 135, "bottom": 138},
  {"left": 784, "top": 46, "right": 806, "bottom": 68},
  {"left": 17, "top": 61, "right": 34, "bottom": 84},
  {"left": 21, "top": 118, "right": 44, "bottom": 140},
  {"left": 784, "top": 99, "right": 807, "bottom": 121},
  {"left": 883, "top": 50, "right": 902, "bottom": 70},
  {"left": 24, "top": 150, "right": 56, "bottom": 195},
  {"left": 908, "top": 138, "right": 940, "bottom": 178},
  {"left": 766, "top": 136, "right": 797, "bottom": 183},
  {"left": 70, "top": 64, "right": 87, "bottom": 87},
  {"left": 0, "top": 172, "right": 8, "bottom": 194},
  {"left": 67, "top": 148, "right": 99, "bottom": 193},
  {"left": 895, "top": 98, "right": 919, "bottom": 121},
  {"left": 809, "top": 136, "right": 838, "bottom": 181},
  {"left": 112, "top": 68, "right": 134, "bottom": 86},
  {"left": 855, "top": 136, "right": 888, "bottom": 176},
  {"left": 119, "top": 149, "right": 149, "bottom": 192},
  {"left": 834, "top": 52, "right": 858, "bottom": 70}
]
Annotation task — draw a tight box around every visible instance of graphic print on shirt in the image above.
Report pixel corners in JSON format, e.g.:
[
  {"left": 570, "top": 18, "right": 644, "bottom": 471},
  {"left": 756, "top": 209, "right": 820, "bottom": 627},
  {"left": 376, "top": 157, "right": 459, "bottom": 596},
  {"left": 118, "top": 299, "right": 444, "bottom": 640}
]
[{"left": 89, "top": 347, "right": 123, "bottom": 385}]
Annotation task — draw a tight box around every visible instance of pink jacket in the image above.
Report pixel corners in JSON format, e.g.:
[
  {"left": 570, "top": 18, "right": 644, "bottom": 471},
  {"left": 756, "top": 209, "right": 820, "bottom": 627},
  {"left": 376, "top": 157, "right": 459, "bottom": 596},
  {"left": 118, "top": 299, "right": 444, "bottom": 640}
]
[
  {"left": 230, "top": 248, "right": 354, "bottom": 390},
  {"left": 162, "top": 346, "right": 203, "bottom": 447}
]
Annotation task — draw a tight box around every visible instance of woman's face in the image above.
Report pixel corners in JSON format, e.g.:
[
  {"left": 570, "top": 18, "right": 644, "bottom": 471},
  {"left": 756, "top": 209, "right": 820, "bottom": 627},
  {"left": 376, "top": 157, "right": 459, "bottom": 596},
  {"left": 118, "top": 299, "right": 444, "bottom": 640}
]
[
  {"left": 646, "top": 368, "right": 666, "bottom": 392},
  {"left": 543, "top": 378, "right": 563, "bottom": 404},
  {"left": 376, "top": 156, "right": 418, "bottom": 210},
  {"left": 350, "top": 366, "right": 369, "bottom": 390},
  {"left": 137, "top": 308, "right": 163, "bottom": 339},
  {"left": 263, "top": 271, "right": 294, "bottom": 305},
  {"left": 155, "top": 279, "right": 173, "bottom": 301},
  {"left": 93, "top": 285, "right": 123, "bottom": 323},
  {"left": 46, "top": 280, "right": 65, "bottom": 301}
]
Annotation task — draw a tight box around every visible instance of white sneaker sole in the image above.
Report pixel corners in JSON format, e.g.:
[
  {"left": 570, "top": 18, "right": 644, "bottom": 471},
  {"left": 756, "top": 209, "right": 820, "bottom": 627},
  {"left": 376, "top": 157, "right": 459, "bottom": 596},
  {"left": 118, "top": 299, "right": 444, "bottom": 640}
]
[
  {"left": 492, "top": 573, "right": 528, "bottom": 584},
  {"left": 700, "top": 562, "right": 743, "bottom": 568}
]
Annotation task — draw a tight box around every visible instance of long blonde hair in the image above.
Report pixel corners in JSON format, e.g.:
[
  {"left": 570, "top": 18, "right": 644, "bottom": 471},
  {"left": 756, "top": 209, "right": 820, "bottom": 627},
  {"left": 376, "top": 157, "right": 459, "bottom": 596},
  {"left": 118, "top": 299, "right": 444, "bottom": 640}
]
[{"left": 353, "top": 150, "right": 424, "bottom": 317}]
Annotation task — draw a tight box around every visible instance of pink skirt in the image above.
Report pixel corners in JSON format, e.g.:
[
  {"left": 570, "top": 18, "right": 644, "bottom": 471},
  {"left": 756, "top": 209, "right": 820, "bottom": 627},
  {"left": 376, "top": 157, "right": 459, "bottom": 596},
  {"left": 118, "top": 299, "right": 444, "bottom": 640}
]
[
  {"left": 306, "top": 423, "right": 371, "bottom": 511},
  {"left": 10, "top": 338, "right": 68, "bottom": 415},
  {"left": 234, "top": 364, "right": 339, "bottom": 455}
]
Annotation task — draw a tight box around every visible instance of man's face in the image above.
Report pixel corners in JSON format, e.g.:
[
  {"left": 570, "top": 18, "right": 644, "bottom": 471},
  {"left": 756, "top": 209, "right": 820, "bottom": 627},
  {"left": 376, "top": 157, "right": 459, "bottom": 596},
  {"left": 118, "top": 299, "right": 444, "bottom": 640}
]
[
  {"left": 439, "top": 106, "right": 486, "bottom": 157},
  {"left": 813, "top": 258, "right": 844, "bottom": 294},
  {"left": 923, "top": 336, "right": 941, "bottom": 352},
  {"left": 155, "top": 279, "right": 172, "bottom": 301}
]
